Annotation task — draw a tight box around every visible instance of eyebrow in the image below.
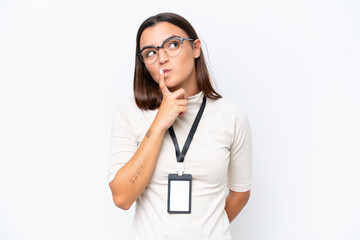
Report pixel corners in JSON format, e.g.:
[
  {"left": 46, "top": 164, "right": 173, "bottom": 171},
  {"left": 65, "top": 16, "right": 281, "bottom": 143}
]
[{"left": 140, "top": 35, "right": 181, "bottom": 50}]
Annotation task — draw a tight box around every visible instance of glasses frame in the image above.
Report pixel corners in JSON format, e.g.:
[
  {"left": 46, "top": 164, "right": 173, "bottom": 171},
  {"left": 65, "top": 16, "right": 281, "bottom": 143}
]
[{"left": 137, "top": 37, "right": 194, "bottom": 64}]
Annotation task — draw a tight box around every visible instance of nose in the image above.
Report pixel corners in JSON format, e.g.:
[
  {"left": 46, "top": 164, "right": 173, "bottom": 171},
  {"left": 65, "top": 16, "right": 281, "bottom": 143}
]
[{"left": 157, "top": 48, "right": 169, "bottom": 64}]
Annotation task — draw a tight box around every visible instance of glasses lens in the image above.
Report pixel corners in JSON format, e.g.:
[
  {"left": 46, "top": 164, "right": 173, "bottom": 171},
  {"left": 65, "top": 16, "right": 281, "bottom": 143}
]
[
  {"left": 164, "top": 39, "right": 182, "bottom": 57},
  {"left": 141, "top": 47, "right": 157, "bottom": 64}
]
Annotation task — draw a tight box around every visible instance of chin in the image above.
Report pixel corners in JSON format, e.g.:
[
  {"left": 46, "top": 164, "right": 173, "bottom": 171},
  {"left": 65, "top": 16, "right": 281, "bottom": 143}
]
[
  {"left": 166, "top": 78, "right": 182, "bottom": 89},
  {"left": 167, "top": 84, "right": 180, "bottom": 91}
]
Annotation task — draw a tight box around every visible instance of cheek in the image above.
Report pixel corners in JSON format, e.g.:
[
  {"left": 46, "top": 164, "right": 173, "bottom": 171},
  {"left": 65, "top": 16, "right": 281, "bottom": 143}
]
[{"left": 178, "top": 51, "right": 195, "bottom": 74}]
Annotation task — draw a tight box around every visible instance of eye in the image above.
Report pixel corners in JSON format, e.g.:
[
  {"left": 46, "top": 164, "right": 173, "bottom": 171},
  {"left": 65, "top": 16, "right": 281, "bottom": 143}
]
[
  {"left": 143, "top": 49, "right": 156, "bottom": 58},
  {"left": 147, "top": 51, "right": 155, "bottom": 57},
  {"left": 168, "top": 40, "right": 179, "bottom": 49}
]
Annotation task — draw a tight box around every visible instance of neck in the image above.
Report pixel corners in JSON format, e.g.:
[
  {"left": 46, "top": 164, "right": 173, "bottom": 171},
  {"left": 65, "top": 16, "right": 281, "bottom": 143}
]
[{"left": 186, "top": 86, "right": 201, "bottom": 97}]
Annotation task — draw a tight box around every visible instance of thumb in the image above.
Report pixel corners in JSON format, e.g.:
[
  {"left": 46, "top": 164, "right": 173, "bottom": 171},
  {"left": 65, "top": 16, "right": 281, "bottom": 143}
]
[{"left": 158, "top": 69, "right": 171, "bottom": 97}]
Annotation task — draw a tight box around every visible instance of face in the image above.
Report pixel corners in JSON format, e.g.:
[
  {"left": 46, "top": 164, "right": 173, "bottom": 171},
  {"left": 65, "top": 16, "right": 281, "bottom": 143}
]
[{"left": 139, "top": 22, "right": 201, "bottom": 92}]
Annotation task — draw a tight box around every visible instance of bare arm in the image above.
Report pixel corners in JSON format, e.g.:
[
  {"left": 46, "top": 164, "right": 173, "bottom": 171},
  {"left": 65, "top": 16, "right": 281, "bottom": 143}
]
[
  {"left": 224, "top": 190, "right": 250, "bottom": 223},
  {"left": 109, "top": 123, "right": 166, "bottom": 210},
  {"left": 109, "top": 69, "right": 188, "bottom": 210}
]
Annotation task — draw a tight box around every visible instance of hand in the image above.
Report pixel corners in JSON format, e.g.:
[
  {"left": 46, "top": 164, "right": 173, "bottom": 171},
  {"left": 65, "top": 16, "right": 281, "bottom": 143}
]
[{"left": 153, "top": 69, "right": 188, "bottom": 131}]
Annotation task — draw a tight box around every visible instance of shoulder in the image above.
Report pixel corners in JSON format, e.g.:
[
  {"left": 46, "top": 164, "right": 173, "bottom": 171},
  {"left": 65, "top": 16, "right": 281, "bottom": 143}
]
[
  {"left": 209, "top": 96, "right": 249, "bottom": 119},
  {"left": 114, "top": 96, "right": 140, "bottom": 114},
  {"left": 112, "top": 97, "right": 144, "bottom": 125}
]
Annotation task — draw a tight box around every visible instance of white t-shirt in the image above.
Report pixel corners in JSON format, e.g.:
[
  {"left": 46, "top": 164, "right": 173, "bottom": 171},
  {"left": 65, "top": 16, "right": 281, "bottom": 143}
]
[{"left": 108, "top": 90, "right": 252, "bottom": 240}]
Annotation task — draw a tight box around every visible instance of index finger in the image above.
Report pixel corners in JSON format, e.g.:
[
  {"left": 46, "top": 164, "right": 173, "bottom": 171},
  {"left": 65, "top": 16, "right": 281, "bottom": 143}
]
[{"left": 158, "top": 69, "right": 171, "bottom": 97}]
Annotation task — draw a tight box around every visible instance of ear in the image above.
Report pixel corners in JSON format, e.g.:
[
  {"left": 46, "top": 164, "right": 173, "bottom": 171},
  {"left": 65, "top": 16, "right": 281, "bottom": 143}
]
[{"left": 192, "top": 39, "right": 201, "bottom": 59}]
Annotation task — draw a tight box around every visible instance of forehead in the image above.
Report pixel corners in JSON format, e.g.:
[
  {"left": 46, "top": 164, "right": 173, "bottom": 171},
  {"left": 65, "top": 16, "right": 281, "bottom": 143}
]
[{"left": 140, "top": 22, "right": 188, "bottom": 48}]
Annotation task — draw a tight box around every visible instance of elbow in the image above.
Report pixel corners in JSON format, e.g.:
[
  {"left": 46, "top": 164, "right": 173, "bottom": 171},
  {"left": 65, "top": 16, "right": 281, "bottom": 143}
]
[
  {"left": 112, "top": 194, "right": 132, "bottom": 210},
  {"left": 241, "top": 190, "right": 251, "bottom": 203},
  {"left": 244, "top": 189, "right": 251, "bottom": 198},
  {"left": 245, "top": 190, "right": 251, "bottom": 203},
  {"left": 229, "top": 189, "right": 251, "bottom": 203},
  {"left": 109, "top": 181, "right": 133, "bottom": 210},
  {"left": 116, "top": 201, "right": 132, "bottom": 211}
]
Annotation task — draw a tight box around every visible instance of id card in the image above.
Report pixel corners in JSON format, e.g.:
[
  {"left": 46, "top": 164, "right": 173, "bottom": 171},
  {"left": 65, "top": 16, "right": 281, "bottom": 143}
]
[{"left": 167, "top": 173, "right": 192, "bottom": 214}]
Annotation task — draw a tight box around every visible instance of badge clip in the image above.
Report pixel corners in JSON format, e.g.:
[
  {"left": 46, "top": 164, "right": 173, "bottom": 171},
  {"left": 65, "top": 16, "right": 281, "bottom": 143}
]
[{"left": 177, "top": 162, "right": 184, "bottom": 176}]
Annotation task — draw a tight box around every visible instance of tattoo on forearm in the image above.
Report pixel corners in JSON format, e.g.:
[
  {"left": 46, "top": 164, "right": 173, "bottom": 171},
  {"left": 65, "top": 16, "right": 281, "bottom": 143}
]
[
  {"left": 146, "top": 129, "right": 151, "bottom": 138},
  {"left": 130, "top": 164, "right": 144, "bottom": 184}
]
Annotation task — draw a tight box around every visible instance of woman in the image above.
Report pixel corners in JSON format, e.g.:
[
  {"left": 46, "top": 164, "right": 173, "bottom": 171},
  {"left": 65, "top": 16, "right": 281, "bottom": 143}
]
[{"left": 108, "top": 12, "right": 252, "bottom": 240}]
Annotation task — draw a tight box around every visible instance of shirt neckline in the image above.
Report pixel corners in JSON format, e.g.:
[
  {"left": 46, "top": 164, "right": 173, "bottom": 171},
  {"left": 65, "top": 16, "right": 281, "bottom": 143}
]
[{"left": 187, "top": 90, "right": 204, "bottom": 109}]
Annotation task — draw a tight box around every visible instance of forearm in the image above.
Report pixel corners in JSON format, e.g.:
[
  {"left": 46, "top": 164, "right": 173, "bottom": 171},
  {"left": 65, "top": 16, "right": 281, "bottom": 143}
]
[
  {"left": 109, "top": 122, "right": 166, "bottom": 210},
  {"left": 224, "top": 190, "right": 250, "bottom": 223}
]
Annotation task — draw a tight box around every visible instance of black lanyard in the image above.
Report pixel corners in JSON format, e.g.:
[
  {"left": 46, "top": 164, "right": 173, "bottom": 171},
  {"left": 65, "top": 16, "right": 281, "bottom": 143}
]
[{"left": 168, "top": 95, "right": 206, "bottom": 169}]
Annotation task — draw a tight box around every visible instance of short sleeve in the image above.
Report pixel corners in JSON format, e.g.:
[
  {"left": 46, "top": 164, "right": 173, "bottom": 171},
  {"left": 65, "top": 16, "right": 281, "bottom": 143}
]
[
  {"left": 227, "top": 105, "right": 253, "bottom": 192},
  {"left": 107, "top": 102, "right": 138, "bottom": 184}
]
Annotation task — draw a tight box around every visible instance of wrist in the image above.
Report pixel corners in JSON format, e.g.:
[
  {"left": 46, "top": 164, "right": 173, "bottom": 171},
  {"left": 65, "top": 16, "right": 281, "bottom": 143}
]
[{"left": 150, "top": 122, "right": 167, "bottom": 136}]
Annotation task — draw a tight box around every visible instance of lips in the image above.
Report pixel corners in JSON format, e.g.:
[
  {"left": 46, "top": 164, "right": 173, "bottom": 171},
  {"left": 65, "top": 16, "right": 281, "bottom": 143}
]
[{"left": 162, "top": 69, "right": 171, "bottom": 74}]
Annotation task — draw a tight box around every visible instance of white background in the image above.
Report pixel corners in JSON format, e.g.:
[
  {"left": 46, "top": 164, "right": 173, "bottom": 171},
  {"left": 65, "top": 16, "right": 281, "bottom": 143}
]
[{"left": 1, "top": 0, "right": 359, "bottom": 239}]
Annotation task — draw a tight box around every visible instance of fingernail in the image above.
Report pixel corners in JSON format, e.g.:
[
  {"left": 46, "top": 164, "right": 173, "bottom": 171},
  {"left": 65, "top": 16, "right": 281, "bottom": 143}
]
[{"left": 159, "top": 69, "right": 163, "bottom": 75}]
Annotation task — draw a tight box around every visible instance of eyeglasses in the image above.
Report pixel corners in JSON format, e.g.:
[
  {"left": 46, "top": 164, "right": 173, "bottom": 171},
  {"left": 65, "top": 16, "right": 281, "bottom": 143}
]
[{"left": 137, "top": 37, "right": 194, "bottom": 64}]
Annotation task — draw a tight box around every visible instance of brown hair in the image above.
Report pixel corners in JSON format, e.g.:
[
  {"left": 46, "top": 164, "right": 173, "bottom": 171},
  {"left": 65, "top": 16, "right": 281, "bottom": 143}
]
[{"left": 133, "top": 12, "right": 222, "bottom": 110}]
